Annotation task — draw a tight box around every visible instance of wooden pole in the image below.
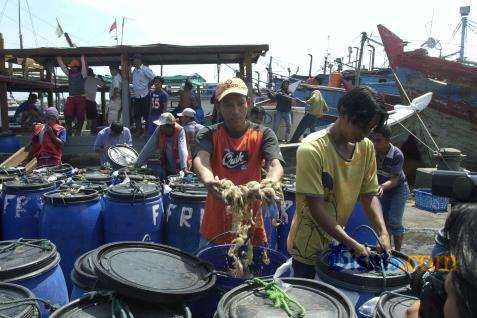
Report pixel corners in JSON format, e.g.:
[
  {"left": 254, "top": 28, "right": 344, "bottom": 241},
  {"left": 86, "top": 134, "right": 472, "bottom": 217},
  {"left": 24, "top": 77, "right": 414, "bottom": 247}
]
[
  {"left": 101, "top": 90, "right": 106, "bottom": 124},
  {"left": 120, "top": 53, "right": 130, "bottom": 127},
  {"left": 46, "top": 67, "right": 53, "bottom": 107},
  {"left": 244, "top": 52, "right": 253, "bottom": 99},
  {"left": 238, "top": 62, "right": 244, "bottom": 79},
  {"left": 0, "top": 33, "right": 9, "bottom": 132},
  {"left": 355, "top": 32, "right": 367, "bottom": 87}
]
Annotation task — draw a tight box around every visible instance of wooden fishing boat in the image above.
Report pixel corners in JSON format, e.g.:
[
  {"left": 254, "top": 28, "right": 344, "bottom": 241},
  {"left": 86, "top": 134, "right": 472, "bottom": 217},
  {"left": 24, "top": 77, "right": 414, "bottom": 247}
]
[{"left": 378, "top": 24, "right": 477, "bottom": 170}]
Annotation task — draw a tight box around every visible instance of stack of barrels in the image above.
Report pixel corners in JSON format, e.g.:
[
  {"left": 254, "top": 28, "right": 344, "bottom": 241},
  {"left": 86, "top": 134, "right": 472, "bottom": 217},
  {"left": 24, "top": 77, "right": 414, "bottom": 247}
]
[{"left": 0, "top": 164, "right": 420, "bottom": 318}]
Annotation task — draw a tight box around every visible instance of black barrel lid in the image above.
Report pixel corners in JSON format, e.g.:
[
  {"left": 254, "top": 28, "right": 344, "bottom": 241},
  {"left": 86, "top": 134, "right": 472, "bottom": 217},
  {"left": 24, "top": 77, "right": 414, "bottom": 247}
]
[
  {"left": 316, "top": 247, "right": 416, "bottom": 292},
  {"left": 50, "top": 163, "right": 75, "bottom": 174},
  {"left": 60, "top": 181, "right": 108, "bottom": 193},
  {"left": 170, "top": 189, "right": 207, "bottom": 201},
  {"left": 0, "top": 283, "right": 38, "bottom": 318},
  {"left": 50, "top": 292, "right": 191, "bottom": 318},
  {"left": 375, "top": 288, "right": 418, "bottom": 318},
  {"left": 0, "top": 166, "right": 25, "bottom": 176},
  {"left": 107, "top": 145, "right": 138, "bottom": 167},
  {"left": 106, "top": 182, "right": 161, "bottom": 201},
  {"left": 71, "top": 250, "right": 99, "bottom": 292},
  {"left": 43, "top": 188, "right": 100, "bottom": 204},
  {"left": 3, "top": 177, "right": 56, "bottom": 192},
  {"left": 93, "top": 242, "right": 216, "bottom": 304},
  {"left": 0, "top": 175, "right": 16, "bottom": 184},
  {"left": 0, "top": 239, "right": 60, "bottom": 282},
  {"left": 217, "top": 278, "right": 355, "bottom": 318},
  {"left": 74, "top": 171, "right": 112, "bottom": 183},
  {"left": 116, "top": 173, "right": 157, "bottom": 182}
]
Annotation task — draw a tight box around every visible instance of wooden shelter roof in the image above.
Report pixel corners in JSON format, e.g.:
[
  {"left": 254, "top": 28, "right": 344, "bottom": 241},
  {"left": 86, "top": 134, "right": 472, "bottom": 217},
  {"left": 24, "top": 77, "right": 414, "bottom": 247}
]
[{"left": 0, "top": 43, "right": 269, "bottom": 67}]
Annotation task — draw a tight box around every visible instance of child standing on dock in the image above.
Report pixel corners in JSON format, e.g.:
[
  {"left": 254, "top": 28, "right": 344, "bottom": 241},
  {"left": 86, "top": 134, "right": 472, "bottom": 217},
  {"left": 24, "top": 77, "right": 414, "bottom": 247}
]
[
  {"left": 57, "top": 55, "right": 87, "bottom": 136},
  {"left": 370, "top": 126, "right": 409, "bottom": 252}
]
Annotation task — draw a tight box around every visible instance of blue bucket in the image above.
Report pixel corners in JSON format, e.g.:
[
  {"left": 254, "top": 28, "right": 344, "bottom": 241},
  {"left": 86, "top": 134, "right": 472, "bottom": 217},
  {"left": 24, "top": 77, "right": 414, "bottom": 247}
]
[
  {"left": 70, "top": 250, "right": 98, "bottom": 300},
  {"left": 345, "top": 202, "right": 377, "bottom": 246},
  {"left": 103, "top": 182, "right": 164, "bottom": 243},
  {"left": 315, "top": 245, "right": 416, "bottom": 317},
  {"left": 39, "top": 189, "right": 103, "bottom": 292},
  {"left": 165, "top": 190, "right": 206, "bottom": 254},
  {"left": 277, "top": 186, "right": 296, "bottom": 256},
  {"left": 0, "top": 133, "right": 20, "bottom": 154},
  {"left": 191, "top": 244, "right": 289, "bottom": 317},
  {"left": 0, "top": 239, "right": 69, "bottom": 317},
  {"left": 2, "top": 178, "right": 56, "bottom": 240}
]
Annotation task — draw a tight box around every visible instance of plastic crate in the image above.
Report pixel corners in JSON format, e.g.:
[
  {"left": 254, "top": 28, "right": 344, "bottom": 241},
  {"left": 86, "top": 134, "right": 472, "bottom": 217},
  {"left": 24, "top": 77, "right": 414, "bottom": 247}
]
[{"left": 414, "top": 188, "right": 449, "bottom": 212}]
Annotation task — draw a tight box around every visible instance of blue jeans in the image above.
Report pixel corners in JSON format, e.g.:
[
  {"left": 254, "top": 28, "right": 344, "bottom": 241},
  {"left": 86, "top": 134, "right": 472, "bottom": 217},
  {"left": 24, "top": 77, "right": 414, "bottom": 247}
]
[
  {"left": 273, "top": 111, "right": 292, "bottom": 141},
  {"left": 380, "top": 182, "right": 409, "bottom": 236}
]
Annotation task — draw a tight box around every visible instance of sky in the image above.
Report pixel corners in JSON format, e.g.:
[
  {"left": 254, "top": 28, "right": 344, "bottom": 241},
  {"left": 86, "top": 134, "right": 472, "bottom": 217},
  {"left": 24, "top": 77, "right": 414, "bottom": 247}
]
[{"left": 0, "top": 0, "right": 476, "bottom": 85}]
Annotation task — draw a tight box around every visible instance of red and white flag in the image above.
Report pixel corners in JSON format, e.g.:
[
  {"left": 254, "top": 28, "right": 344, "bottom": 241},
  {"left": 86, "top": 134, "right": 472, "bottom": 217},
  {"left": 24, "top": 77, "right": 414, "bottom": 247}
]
[{"left": 109, "top": 20, "right": 117, "bottom": 33}]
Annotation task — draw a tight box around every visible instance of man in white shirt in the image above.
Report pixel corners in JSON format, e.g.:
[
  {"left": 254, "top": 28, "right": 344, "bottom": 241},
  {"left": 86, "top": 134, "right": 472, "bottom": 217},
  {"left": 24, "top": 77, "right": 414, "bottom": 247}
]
[
  {"left": 84, "top": 68, "right": 104, "bottom": 135},
  {"left": 131, "top": 54, "right": 155, "bottom": 135},
  {"left": 108, "top": 65, "right": 122, "bottom": 124}
]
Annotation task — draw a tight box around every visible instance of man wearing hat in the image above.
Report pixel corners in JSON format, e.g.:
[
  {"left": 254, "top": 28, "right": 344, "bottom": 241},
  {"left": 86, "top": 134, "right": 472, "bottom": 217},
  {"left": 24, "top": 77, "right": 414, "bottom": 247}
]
[
  {"left": 57, "top": 55, "right": 87, "bottom": 136},
  {"left": 131, "top": 54, "right": 155, "bottom": 135},
  {"left": 178, "top": 107, "right": 204, "bottom": 169},
  {"left": 27, "top": 107, "right": 67, "bottom": 167},
  {"left": 94, "top": 122, "right": 132, "bottom": 166},
  {"left": 194, "top": 78, "right": 284, "bottom": 247},
  {"left": 136, "top": 112, "right": 188, "bottom": 178}
]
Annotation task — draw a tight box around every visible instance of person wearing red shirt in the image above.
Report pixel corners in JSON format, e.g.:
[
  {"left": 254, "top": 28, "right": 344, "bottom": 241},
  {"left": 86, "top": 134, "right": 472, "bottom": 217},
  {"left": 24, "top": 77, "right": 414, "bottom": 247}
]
[{"left": 194, "top": 78, "right": 284, "bottom": 247}]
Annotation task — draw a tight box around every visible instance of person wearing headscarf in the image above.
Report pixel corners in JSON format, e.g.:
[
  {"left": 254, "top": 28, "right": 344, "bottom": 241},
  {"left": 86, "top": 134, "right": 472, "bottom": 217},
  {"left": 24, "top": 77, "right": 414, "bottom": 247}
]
[{"left": 27, "top": 107, "right": 67, "bottom": 167}]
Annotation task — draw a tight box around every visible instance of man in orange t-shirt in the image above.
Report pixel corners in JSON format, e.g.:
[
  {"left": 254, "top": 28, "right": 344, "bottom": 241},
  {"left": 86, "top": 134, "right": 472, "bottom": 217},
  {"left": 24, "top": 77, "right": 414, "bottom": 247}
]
[{"left": 194, "top": 78, "right": 284, "bottom": 247}]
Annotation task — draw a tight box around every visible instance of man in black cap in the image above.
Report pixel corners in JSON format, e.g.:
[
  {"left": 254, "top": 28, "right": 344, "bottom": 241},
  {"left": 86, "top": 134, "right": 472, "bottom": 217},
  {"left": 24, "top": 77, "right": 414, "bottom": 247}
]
[
  {"left": 131, "top": 54, "right": 155, "bottom": 135},
  {"left": 94, "top": 122, "right": 132, "bottom": 166}
]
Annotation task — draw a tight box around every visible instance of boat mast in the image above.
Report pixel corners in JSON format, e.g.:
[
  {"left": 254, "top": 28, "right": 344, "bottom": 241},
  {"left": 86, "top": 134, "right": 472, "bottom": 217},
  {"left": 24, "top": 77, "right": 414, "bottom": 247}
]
[
  {"left": 459, "top": 6, "right": 470, "bottom": 62},
  {"left": 18, "top": 0, "right": 23, "bottom": 49}
]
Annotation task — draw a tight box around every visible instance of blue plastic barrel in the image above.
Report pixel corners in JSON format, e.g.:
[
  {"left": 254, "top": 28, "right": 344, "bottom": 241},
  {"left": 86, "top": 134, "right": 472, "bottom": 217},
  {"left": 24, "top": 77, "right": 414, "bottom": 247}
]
[
  {"left": 165, "top": 190, "right": 206, "bottom": 253},
  {"left": 147, "top": 159, "right": 165, "bottom": 179},
  {"left": 191, "top": 244, "right": 289, "bottom": 317},
  {"left": 72, "top": 170, "right": 112, "bottom": 185},
  {"left": 70, "top": 250, "right": 98, "bottom": 300},
  {"left": 103, "top": 182, "right": 164, "bottom": 243},
  {"left": 315, "top": 245, "right": 416, "bottom": 317},
  {"left": 345, "top": 202, "right": 377, "bottom": 246},
  {"left": 0, "top": 282, "right": 39, "bottom": 317},
  {"left": 39, "top": 189, "right": 103, "bottom": 291},
  {"left": 0, "top": 133, "right": 20, "bottom": 154},
  {"left": 2, "top": 178, "right": 56, "bottom": 240},
  {"left": 0, "top": 239, "right": 69, "bottom": 317}
]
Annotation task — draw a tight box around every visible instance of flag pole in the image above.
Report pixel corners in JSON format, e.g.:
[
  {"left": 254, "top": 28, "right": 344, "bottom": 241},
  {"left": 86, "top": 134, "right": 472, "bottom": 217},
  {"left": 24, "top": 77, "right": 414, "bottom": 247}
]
[
  {"left": 115, "top": 18, "right": 118, "bottom": 45},
  {"left": 120, "top": 17, "right": 125, "bottom": 45}
]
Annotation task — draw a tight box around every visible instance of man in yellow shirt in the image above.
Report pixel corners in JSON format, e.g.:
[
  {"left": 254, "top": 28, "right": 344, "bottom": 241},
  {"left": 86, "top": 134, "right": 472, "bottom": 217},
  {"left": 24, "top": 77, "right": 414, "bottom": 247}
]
[
  {"left": 290, "top": 88, "right": 328, "bottom": 143},
  {"left": 287, "top": 86, "right": 391, "bottom": 278}
]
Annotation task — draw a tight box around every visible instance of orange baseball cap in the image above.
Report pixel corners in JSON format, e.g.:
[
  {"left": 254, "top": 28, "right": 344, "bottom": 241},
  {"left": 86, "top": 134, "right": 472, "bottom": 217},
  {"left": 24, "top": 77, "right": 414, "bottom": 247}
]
[{"left": 216, "top": 78, "right": 249, "bottom": 102}]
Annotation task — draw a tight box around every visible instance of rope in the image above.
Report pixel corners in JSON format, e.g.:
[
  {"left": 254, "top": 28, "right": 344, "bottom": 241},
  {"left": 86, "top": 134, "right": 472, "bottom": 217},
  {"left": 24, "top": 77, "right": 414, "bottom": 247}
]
[
  {"left": 248, "top": 278, "right": 306, "bottom": 318},
  {"left": 0, "top": 0, "right": 8, "bottom": 25},
  {"left": 0, "top": 296, "right": 58, "bottom": 318},
  {"left": 25, "top": 0, "right": 38, "bottom": 47},
  {"left": 212, "top": 179, "right": 283, "bottom": 277},
  {"left": 0, "top": 238, "right": 52, "bottom": 254}
]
